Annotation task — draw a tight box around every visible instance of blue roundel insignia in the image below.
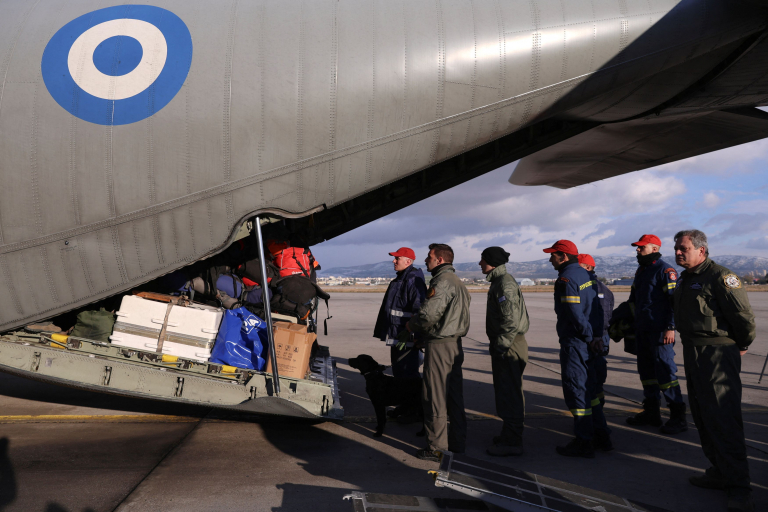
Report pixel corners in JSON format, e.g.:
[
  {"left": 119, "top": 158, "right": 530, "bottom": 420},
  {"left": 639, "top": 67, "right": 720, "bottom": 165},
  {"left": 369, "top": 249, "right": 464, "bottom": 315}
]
[{"left": 42, "top": 5, "right": 192, "bottom": 126}]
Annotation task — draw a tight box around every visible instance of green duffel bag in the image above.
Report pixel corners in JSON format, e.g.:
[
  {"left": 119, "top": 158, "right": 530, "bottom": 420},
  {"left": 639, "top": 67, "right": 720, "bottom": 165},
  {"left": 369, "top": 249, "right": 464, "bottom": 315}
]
[{"left": 70, "top": 308, "right": 116, "bottom": 342}]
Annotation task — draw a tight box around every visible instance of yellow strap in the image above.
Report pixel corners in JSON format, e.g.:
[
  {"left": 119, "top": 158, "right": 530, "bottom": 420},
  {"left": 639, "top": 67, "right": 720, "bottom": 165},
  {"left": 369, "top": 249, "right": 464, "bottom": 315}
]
[
  {"left": 590, "top": 398, "right": 601, "bottom": 407},
  {"left": 570, "top": 408, "right": 592, "bottom": 417},
  {"left": 641, "top": 379, "right": 659, "bottom": 386}
]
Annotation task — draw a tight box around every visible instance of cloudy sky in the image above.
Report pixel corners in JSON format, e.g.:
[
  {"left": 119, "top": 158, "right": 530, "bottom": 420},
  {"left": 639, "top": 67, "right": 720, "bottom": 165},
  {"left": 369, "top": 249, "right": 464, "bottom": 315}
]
[{"left": 312, "top": 137, "right": 768, "bottom": 269}]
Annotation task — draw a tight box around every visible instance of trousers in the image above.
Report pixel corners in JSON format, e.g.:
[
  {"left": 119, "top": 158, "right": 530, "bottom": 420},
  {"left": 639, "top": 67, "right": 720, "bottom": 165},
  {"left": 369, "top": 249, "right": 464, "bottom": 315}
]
[
  {"left": 390, "top": 343, "right": 421, "bottom": 379},
  {"left": 636, "top": 330, "right": 683, "bottom": 405},
  {"left": 559, "top": 339, "right": 608, "bottom": 440},
  {"left": 491, "top": 334, "right": 527, "bottom": 445},
  {"left": 684, "top": 343, "right": 751, "bottom": 495},
  {"left": 422, "top": 337, "right": 467, "bottom": 452}
]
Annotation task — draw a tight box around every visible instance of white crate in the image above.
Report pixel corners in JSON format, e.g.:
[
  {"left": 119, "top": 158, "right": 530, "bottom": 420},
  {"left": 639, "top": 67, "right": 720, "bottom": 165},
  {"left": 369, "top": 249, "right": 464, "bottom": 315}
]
[{"left": 110, "top": 296, "right": 223, "bottom": 363}]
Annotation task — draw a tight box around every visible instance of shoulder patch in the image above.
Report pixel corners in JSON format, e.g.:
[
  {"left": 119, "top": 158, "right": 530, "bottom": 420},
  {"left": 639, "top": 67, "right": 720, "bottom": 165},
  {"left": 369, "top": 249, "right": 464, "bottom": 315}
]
[
  {"left": 498, "top": 295, "right": 506, "bottom": 303},
  {"left": 723, "top": 274, "right": 742, "bottom": 289},
  {"left": 427, "top": 287, "right": 436, "bottom": 298},
  {"left": 557, "top": 277, "right": 570, "bottom": 283},
  {"left": 665, "top": 268, "right": 677, "bottom": 281}
]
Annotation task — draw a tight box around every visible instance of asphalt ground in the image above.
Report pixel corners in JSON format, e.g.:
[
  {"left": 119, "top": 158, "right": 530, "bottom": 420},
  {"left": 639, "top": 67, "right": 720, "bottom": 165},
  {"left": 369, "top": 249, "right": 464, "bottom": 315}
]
[{"left": 0, "top": 292, "right": 766, "bottom": 512}]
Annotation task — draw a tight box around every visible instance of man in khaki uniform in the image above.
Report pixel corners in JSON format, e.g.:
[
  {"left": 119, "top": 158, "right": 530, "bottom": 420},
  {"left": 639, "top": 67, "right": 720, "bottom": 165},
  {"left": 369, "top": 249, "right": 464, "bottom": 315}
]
[
  {"left": 479, "top": 246, "right": 529, "bottom": 457},
  {"left": 406, "top": 243, "right": 470, "bottom": 461},
  {"left": 673, "top": 229, "right": 756, "bottom": 512}
]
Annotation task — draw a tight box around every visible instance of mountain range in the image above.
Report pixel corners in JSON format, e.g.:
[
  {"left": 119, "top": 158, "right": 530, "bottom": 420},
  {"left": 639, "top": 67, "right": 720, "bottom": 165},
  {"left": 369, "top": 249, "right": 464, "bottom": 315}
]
[{"left": 319, "top": 255, "right": 768, "bottom": 280}]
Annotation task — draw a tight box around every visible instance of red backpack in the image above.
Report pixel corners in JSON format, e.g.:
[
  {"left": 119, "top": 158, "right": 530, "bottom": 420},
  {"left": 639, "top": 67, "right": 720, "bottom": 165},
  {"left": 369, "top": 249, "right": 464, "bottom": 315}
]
[{"left": 273, "top": 247, "right": 314, "bottom": 278}]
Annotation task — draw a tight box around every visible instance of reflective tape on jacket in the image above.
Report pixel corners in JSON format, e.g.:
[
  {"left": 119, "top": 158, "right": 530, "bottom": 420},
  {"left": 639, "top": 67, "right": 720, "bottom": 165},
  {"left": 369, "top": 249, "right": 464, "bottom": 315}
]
[
  {"left": 590, "top": 398, "right": 601, "bottom": 407},
  {"left": 641, "top": 378, "right": 659, "bottom": 386},
  {"left": 570, "top": 408, "right": 592, "bottom": 417},
  {"left": 390, "top": 310, "right": 412, "bottom": 318},
  {"left": 560, "top": 296, "right": 581, "bottom": 303}
]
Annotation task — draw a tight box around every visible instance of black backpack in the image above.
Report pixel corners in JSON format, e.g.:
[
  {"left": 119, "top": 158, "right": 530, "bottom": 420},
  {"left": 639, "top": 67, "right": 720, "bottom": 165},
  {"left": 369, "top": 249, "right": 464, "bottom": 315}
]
[{"left": 270, "top": 275, "right": 331, "bottom": 328}]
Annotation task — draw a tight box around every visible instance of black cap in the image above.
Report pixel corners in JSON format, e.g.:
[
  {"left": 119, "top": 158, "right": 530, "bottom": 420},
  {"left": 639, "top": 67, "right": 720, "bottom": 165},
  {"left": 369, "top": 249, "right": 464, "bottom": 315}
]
[{"left": 481, "top": 247, "right": 510, "bottom": 268}]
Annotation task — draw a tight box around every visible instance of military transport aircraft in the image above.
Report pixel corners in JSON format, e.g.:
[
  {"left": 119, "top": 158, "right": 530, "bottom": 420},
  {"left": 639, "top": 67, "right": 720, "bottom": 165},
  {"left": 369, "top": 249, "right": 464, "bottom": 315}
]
[{"left": 1, "top": 0, "right": 768, "bottom": 420}]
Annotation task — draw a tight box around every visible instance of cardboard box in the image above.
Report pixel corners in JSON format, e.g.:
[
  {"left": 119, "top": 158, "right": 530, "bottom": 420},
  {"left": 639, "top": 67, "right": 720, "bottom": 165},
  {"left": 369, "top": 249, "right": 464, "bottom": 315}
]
[{"left": 265, "top": 322, "right": 316, "bottom": 379}]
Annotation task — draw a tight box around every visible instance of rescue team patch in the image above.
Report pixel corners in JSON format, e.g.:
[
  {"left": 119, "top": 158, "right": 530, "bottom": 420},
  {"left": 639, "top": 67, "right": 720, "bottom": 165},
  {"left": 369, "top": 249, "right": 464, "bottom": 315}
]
[
  {"left": 724, "top": 274, "right": 742, "bottom": 289},
  {"left": 665, "top": 268, "right": 677, "bottom": 280},
  {"left": 498, "top": 296, "right": 506, "bottom": 303},
  {"left": 427, "top": 287, "right": 436, "bottom": 298},
  {"left": 558, "top": 277, "right": 570, "bottom": 282},
  {"left": 42, "top": 5, "right": 193, "bottom": 125}
]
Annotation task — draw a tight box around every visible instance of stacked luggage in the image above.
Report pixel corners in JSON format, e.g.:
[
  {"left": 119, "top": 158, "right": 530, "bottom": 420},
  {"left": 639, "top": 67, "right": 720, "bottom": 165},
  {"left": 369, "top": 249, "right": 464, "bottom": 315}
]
[{"left": 58, "top": 228, "right": 330, "bottom": 380}]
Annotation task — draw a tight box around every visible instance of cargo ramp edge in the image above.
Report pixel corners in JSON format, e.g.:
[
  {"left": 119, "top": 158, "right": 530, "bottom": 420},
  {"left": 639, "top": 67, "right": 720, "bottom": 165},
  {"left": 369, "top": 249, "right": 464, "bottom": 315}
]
[{"left": 0, "top": 331, "right": 343, "bottom": 421}]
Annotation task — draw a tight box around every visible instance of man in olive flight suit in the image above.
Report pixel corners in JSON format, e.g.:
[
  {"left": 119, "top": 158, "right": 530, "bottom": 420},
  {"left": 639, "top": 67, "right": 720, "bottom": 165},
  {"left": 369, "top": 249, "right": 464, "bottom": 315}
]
[
  {"left": 480, "top": 246, "right": 530, "bottom": 457},
  {"left": 406, "top": 243, "right": 471, "bottom": 462},
  {"left": 673, "top": 229, "right": 756, "bottom": 512}
]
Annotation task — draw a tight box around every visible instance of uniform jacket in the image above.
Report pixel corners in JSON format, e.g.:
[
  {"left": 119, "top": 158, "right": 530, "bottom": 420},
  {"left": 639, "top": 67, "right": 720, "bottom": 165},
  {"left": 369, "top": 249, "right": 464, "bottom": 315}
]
[
  {"left": 409, "top": 264, "right": 471, "bottom": 342},
  {"left": 485, "top": 265, "right": 530, "bottom": 354},
  {"left": 629, "top": 254, "right": 677, "bottom": 332},
  {"left": 554, "top": 260, "right": 597, "bottom": 343},
  {"left": 590, "top": 271, "right": 614, "bottom": 353},
  {"left": 673, "top": 258, "right": 756, "bottom": 350},
  {"left": 373, "top": 265, "right": 427, "bottom": 341}
]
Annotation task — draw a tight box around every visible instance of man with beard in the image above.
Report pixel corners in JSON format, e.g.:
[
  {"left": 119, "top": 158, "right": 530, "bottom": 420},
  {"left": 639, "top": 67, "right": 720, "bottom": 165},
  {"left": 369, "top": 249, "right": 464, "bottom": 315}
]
[
  {"left": 373, "top": 247, "right": 427, "bottom": 379},
  {"left": 626, "top": 234, "right": 687, "bottom": 435},
  {"left": 373, "top": 247, "right": 427, "bottom": 422}
]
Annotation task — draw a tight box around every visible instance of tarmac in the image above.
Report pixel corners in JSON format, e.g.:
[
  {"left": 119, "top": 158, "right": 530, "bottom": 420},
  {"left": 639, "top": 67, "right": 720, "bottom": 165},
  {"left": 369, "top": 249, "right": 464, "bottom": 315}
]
[{"left": 0, "top": 291, "right": 766, "bottom": 512}]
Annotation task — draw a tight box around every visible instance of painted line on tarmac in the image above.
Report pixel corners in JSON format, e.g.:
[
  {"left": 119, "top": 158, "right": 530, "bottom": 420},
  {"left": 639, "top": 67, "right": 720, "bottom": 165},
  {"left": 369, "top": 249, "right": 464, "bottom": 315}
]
[{"left": 0, "top": 414, "right": 201, "bottom": 424}]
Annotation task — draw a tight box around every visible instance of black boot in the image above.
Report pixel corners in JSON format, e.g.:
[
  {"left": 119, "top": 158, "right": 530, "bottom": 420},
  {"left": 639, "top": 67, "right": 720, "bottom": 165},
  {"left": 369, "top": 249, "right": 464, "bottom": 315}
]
[
  {"left": 661, "top": 402, "right": 688, "bottom": 434},
  {"left": 626, "top": 398, "right": 662, "bottom": 427}
]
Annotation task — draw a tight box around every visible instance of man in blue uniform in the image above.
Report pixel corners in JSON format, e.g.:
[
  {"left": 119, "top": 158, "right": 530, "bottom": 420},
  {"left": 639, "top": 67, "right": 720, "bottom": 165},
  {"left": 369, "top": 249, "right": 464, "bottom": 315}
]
[
  {"left": 579, "top": 254, "right": 615, "bottom": 452},
  {"left": 626, "top": 234, "right": 687, "bottom": 435},
  {"left": 544, "top": 240, "right": 608, "bottom": 458},
  {"left": 374, "top": 247, "right": 427, "bottom": 380}
]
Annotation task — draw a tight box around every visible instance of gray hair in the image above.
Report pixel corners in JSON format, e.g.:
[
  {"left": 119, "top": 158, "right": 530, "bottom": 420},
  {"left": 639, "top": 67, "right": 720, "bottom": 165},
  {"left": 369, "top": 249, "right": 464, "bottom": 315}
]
[{"left": 674, "top": 229, "right": 709, "bottom": 255}]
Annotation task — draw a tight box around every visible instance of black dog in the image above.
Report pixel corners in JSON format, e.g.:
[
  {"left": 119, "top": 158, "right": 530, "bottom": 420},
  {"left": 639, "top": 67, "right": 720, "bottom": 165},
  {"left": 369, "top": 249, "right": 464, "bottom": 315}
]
[{"left": 348, "top": 354, "right": 424, "bottom": 437}]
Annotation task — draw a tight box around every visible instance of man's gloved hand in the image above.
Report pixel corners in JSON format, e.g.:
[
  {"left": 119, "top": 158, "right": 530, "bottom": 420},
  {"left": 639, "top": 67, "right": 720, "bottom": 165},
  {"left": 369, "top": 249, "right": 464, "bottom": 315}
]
[{"left": 396, "top": 330, "right": 411, "bottom": 350}]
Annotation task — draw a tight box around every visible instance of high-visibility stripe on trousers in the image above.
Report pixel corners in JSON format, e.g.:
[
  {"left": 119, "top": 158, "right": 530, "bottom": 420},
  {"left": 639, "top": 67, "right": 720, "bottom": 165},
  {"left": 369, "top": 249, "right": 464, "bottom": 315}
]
[{"left": 636, "top": 330, "right": 684, "bottom": 405}]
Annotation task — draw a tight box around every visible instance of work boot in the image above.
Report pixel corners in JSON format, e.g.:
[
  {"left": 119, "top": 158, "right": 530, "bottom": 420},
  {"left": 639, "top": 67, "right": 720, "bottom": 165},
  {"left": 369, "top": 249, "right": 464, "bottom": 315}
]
[
  {"left": 727, "top": 492, "right": 755, "bottom": 512},
  {"left": 592, "top": 430, "right": 614, "bottom": 452},
  {"left": 556, "top": 438, "right": 595, "bottom": 459},
  {"left": 415, "top": 448, "right": 441, "bottom": 462},
  {"left": 386, "top": 405, "right": 404, "bottom": 419},
  {"left": 486, "top": 439, "right": 523, "bottom": 457},
  {"left": 660, "top": 402, "right": 688, "bottom": 435},
  {"left": 689, "top": 467, "right": 726, "bottom": 490},
  {"left": 24, "top": 322, "right": 62, "bottom": 333},
  {"left": 626, "top": 398, "right": 662, "bottom": 427}
]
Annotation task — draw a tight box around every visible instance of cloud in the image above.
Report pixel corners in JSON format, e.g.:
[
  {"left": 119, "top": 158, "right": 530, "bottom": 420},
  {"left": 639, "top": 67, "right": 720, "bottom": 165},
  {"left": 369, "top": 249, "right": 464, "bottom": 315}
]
[
  {"left": 313, "top": 137, "right": 767, "bottom": 268},
  {"left": 746, "top": 236, "right": 768, "bottom": 249},
  {"left": 701, "top": 192, "right": 721, "bottom": 209}
]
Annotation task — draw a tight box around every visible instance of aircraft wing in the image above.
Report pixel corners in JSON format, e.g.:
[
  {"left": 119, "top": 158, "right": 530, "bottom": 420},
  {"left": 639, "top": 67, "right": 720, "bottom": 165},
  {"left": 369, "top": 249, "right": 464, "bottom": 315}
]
[{"left": 509, "top": 108, "right": 768, "bottom": 189}]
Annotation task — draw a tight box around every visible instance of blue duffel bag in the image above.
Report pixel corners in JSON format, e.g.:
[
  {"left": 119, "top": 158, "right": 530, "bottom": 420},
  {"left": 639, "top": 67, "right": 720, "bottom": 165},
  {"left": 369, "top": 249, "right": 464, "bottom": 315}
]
[{"left": 210, "top": 307, "right": 267, "bottom": 371}]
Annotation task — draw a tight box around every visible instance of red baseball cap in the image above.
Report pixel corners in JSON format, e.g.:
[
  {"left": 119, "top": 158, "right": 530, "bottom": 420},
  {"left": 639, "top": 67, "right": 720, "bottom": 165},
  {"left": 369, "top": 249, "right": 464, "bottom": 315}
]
[
  {"left": 631, "top": 234, "right": 662, "bottom": 247},
  {"left": 578, "top": 254, "right": 596, "bottom": 267},
  {"left": 389, "top": 247, "right": 416, "bottom": 260},
  {"left": 543, "top": 240, "right": 578, "bottom": 255}
]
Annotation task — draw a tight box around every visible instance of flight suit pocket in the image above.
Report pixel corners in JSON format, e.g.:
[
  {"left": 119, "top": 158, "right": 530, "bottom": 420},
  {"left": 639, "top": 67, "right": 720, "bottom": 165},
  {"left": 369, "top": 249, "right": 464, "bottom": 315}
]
[{"left": 696, "top": 294, "right": 716, "bottom": 332}]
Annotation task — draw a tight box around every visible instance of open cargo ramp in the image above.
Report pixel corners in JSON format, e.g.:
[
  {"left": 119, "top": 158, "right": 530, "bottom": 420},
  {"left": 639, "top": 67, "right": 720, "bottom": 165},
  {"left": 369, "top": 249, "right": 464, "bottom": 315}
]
[
  {"left": 346, "top": 451, "right": 672, "bottom": 512},
  {"left": 0, "top": 331, "right": 343, "bottom": 421}
]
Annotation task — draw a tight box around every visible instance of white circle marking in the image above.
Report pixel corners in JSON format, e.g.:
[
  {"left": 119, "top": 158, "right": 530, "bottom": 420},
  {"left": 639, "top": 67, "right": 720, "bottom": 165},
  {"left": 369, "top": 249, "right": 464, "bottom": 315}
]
[{"left": 68, "top": 19, "right": 168, "bottom": 101}]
